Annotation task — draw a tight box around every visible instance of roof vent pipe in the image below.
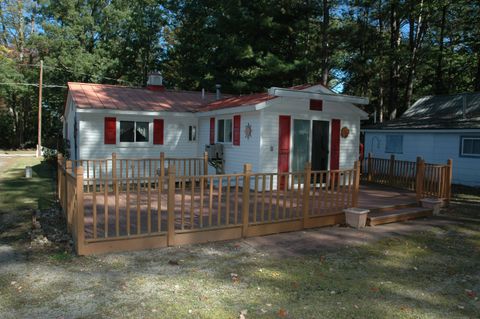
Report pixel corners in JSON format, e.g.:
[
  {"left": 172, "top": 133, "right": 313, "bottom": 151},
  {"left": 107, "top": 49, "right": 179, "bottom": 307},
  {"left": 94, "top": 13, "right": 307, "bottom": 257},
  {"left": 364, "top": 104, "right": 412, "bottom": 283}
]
[
  {"left": 215, "top": 84, "right": 221, "bottom": 100},
  {"left": 202, "top": 88, "right": 205, "bottom": 100},
  {"left": 462, "top": 95, "right": 467, "bottom": 119}
]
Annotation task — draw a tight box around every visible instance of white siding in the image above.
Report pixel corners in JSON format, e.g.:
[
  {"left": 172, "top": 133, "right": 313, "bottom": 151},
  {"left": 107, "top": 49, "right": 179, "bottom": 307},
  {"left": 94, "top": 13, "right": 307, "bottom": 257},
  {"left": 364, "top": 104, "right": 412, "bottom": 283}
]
[
  {"left": 63, "top": 96, "right": 77, "bottom": 159},
  {"left": 197, "top": 111, "right": 262, "bottom": 174},
  {"left": 260, "top": 97, "right": 361, "bottom": 173},
  {"left": 364, "top": 131, "right": 480, "bottom": 186},
  {"left": 78, "top": 112, "right": 198, "bottom": 160}
]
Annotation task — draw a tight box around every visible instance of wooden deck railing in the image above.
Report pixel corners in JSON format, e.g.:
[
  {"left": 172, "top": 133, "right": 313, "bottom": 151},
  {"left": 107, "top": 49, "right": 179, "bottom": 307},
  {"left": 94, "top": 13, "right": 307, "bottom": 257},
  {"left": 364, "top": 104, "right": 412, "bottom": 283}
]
[
  {"left": 68, "top": 152, "right": 209, "bottom": 180},
  {"left": 362, "top": 154, "right": 452, "bottom": 203},
  {"left": 57, "top": 154, "right": 361, "bottom": 255}
]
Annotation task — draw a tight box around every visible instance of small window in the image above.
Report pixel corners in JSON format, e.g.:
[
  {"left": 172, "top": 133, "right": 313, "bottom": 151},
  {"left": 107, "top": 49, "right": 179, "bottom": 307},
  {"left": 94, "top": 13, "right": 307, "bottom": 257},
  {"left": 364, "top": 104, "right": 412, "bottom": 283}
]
[
  {"left": 385, "top": 135, "right": 403, "bottom": 153},
  {"left": 189, "top": 125, "right": 197, "bottom": 141},
  {"left": 461, "top": 137, "right": 480, "bottom": 156},
  {"left": 120, "top": 121, "right": 149, "bottom": 142},
  {"left": 218, "top": 119, "right": 232, "bottom": 143}
]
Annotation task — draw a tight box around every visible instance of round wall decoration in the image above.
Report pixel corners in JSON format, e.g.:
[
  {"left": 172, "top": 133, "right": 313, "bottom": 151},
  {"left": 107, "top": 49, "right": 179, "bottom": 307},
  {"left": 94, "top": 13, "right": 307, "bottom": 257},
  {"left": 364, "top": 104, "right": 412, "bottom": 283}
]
[
  {"left": 341, "top": 126, "right": 350, "bottom": 138},
  {"left": 244, "top": 123, "right": 252, "bottom": 139}
]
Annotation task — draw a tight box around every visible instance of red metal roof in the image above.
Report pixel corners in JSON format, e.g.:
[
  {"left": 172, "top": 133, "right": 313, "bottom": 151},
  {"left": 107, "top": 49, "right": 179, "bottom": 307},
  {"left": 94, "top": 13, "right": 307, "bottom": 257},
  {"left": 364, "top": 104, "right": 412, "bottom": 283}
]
[
  {"left": 68, "top": 82, "right": 218, "bottom": 112},
  {"left": 68, "top": 82, "right": 326, "bottom": 113}
]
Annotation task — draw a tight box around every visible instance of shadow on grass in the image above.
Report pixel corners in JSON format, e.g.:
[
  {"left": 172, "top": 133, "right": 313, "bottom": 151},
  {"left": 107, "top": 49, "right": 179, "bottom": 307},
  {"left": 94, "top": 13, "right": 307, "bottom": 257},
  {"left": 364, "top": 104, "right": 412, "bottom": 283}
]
[{"left": 0, "top": 161, "right": 56, "bottom": 245}]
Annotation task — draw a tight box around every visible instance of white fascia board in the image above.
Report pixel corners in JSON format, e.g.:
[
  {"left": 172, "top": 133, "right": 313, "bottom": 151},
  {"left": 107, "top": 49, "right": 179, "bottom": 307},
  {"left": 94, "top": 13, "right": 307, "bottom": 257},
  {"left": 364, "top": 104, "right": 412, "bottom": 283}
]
[
  {"left": 195, "top": 103, "right": 267, "bottom": 117},
  {"left": 268, "top": 87, "right": 369, "bottom": 105},
  {"left": 363, "top": 128, "right": 480, "bottom": 134},
  {"left": 76, "top": 108, "right": 196, "bottom": 118},
  {"left": 268, "top": 87, "right": 369, "bottom": 119}
]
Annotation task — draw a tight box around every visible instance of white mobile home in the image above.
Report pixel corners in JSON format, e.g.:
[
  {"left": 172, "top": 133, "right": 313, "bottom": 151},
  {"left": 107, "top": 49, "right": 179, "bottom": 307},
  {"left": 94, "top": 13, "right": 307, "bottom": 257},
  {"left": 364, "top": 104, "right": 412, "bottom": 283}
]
[
  {"left": 363, "top": 93, "right": 480, "bottom": 186},
  {"left": 64, "top": 75, "right": 368, "bottom": 176}
]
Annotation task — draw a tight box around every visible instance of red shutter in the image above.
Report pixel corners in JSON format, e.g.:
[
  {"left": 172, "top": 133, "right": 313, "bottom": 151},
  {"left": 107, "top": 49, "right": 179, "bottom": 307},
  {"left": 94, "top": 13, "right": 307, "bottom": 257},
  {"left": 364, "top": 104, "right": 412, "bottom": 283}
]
[
  {"left": 209, "top": 118, "right": 215, "bottom": 144},
  {"left": 278, "top": 115, "right": 291, "bottom": 190},
  {"left": 310, "top": 99, "right": 323, "bottom": 111},
  {"left": 330, "top": 119, "right": 341, "bottom": 170},
  {"left": 104, "top": 117, "right": 116, "bottom": 144},
  {"left": 153, "top": 119, "right": 164, "bottom": 145},
  {"left": 233, "top": 115, "right": 241, "bottom": 146}
]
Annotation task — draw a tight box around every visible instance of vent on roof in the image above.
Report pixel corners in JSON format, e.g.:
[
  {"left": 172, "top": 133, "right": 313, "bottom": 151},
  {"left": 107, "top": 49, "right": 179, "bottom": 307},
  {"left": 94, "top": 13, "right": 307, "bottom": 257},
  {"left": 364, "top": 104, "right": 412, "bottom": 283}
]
[
  {"left": 147, "top": 72, "right": 165, "bottom": 91},
  {"left": 215, "top": 84, "right": 221, "bottom": 100}
]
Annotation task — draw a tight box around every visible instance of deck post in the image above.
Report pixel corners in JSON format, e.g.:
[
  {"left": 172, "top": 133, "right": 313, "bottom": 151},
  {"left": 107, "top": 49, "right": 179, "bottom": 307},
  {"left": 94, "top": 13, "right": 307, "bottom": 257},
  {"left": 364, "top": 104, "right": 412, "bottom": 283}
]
[
  {"left": 75, "top": 166, "right": 86, "bottom": 255},
  {"left": 389, "top": 154, "right": 395, "bottom": 184},
  {"left": 302, "top": 162, "right": 312, "bottom": 228},
  {"left": 367, "top": 153, "right": 372, "bottom": 182},
  {"left": 167, "top": 165, "right": 176, "bottom": 246},
  {"left": 241, "top": 164, "right": 252, "bottom": 237},
  {"left": 353, "top": 161, "right": 360, "bottom": 207},
  {"left": 112, "top": 153, "right": 117, "bottom": 193},
  {"left": 415, "top": 159, "right": 425, "bottom": 202},
  {"left": 65, "top": 160, "right": 72, "bottom": 218},
  {"left": 160, "top": 151, "right": 165, "bottom": 176},
  {"left": 445, "top": 159, "right": 453, "bottom": 205},
  {"left": 203, "top": 151, "right": 208, "bottom": 175},
  {"left": 57, "top": 154, "right": 63, "bottom": 199}
]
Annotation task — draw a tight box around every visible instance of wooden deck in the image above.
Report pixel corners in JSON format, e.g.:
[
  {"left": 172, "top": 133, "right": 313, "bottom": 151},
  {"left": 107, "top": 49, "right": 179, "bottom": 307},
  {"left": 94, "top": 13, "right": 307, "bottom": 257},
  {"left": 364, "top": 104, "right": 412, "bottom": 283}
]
[
  {"left": 357, "top": 183, "right": 417, "bottom": 209},
  {"left": 358, "top": 183, "right": 433, "bottom": 225}
]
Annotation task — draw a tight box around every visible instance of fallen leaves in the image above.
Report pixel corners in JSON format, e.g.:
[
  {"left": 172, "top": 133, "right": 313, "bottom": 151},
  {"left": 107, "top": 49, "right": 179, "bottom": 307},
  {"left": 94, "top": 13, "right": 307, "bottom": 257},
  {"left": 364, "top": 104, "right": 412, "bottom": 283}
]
[
  {"left": 370, "top": 287, "right": 380, "bottom": 293},
  {"left": 277, "top": 308, "right": 288, "bottom": 317},
  {"left": 230, "top": 273, "right": 240, "bottom": 284},
  {"left": 465, "top": 289, "right": 477, "bottom": 299}
]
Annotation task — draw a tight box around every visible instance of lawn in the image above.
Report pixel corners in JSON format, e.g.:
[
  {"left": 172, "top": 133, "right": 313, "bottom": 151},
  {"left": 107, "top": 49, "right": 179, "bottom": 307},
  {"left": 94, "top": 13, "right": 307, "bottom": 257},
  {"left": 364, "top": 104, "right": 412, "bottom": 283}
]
[
  {"left": 0, "top": 158, "right": 479, "bottom": 318},
  {"left": 0, "top": 157, "right": 56, "bottom": 246}
]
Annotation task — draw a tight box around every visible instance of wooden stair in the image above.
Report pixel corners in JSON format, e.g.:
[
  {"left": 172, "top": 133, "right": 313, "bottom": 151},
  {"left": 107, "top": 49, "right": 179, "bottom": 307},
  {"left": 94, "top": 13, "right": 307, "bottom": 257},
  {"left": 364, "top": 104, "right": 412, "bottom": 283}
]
[{"left": 367, "top": 204, "right": 433, "bottom": 226}]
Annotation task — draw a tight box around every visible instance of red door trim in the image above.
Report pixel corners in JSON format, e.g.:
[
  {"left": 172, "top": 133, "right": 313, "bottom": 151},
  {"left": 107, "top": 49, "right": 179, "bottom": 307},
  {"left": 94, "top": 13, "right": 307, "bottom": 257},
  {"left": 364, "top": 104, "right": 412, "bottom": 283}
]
[
  {"left": 330, "top": 119, "right": 341, "bottom": 170},
  {"left": 278, "top": 115, "right": 291, "bottom": 190}
]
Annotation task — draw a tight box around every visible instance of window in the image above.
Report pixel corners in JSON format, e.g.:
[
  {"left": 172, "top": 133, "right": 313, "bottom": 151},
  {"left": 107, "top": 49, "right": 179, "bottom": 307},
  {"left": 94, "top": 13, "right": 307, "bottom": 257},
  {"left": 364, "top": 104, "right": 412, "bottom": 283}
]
[
  {"left": 189, "top": 125, "right": 197, "bottom": 141},
  {"left": 217, "top": 119, "right": 232, "bottom": 143},
  {"left": 385, "top": 135, "right": 403, "bottom": 153},
  {"left": 120, "top": 121, "right": 149, "bottom": 142},
  {"left": 461, "top": 137, "right": 480, "bottom": 156}
]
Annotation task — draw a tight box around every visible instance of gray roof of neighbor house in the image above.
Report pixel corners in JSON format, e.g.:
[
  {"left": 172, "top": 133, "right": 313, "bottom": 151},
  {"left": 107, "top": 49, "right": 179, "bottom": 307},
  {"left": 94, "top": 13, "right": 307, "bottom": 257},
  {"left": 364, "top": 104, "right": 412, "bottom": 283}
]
[{"left": 364, "top": 92, "right": 480, "bottom": 130}]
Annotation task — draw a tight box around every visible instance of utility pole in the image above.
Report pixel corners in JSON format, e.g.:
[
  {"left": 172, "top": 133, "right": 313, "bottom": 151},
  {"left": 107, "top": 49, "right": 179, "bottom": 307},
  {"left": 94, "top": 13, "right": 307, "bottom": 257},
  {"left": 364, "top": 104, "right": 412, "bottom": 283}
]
[{"left": 36, "top": 60, "right": 43, "bottom": 158}]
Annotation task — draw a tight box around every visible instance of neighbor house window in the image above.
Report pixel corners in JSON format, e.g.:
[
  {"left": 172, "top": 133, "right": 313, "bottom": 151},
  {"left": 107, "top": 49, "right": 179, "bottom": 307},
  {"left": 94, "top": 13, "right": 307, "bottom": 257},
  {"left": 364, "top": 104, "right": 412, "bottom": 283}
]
[
  {"left": 385, "top": 135, "right": 403, "bottom": 153},
  {"left": 120, "top": 121, "right": 149, "bottom": 142},
  {"left": 217, "top": 119, "right": 232, "bottom": 143},
  {"left": 460, "top": 137, "right": 480, "bottom": 156},
  {"left": 189, "top": 125, "right": 197, "bottom": 141}
]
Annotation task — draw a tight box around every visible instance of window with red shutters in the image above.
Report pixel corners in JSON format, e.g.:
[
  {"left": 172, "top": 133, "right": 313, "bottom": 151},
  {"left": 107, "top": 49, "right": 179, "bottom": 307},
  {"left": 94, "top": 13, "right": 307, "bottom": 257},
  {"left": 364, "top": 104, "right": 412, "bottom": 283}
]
[
  {"left": 153, "top": 119, "right": 164, "bottom": 145},
  {"left": 233, "top": 115, "right": 241, "bottom": 146},
  {"left": 310, "top": 99, "right": 323, "bottom": 111},
  {"left": 209, "top": 118, "right": 215, "bottom": 144},
  {"left": 104, "top": 117, "right": 116, "bottom": 144}
]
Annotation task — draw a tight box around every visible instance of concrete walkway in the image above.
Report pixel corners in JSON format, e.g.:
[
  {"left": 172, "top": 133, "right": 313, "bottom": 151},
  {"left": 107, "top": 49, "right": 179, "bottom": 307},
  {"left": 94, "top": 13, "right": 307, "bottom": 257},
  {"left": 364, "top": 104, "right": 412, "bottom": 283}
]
[{"left": 242, "top": 217, "right": 463, "bottom": 257}]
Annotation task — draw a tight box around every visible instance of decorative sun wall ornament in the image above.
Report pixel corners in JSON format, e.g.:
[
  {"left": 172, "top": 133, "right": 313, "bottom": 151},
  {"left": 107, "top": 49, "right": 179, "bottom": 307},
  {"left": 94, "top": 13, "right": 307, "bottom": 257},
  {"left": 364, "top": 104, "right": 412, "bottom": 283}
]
[
  {"left": 244, "top": 123, "right": 252, "bottom": 139},
  {"left": 341, "top": 126, "right": 350, "bottom": 138}
]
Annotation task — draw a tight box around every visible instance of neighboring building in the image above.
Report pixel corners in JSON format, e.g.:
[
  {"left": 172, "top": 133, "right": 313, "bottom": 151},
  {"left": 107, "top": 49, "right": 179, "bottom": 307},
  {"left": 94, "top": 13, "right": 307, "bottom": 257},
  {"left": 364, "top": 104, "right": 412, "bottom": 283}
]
[
  {"left": 63, "top": 74, "right": 368, "bottom": 176},
  {"left": 363, "top": 92, "right": 480, "bottom": 186}
]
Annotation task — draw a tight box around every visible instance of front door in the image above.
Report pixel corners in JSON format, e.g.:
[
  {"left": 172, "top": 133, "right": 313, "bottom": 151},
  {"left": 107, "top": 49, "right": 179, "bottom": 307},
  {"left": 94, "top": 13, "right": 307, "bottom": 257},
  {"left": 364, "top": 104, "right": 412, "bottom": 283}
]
[
  {"left": 311, "top": 120, "right": 329, "bottom": 172},
  {"left": 292, "top": 119, "right": 310, "bottom": 172}
]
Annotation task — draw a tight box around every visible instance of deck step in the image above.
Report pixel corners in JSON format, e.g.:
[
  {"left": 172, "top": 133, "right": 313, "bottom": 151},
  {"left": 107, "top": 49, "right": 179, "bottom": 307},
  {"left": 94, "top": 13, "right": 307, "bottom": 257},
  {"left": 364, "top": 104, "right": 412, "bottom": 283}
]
[
  {"left": 367, "top": 206, "right": 433, "bottom": 226},
  {"left": 368, "top": 202, "right": 418, "bottom": 214}
]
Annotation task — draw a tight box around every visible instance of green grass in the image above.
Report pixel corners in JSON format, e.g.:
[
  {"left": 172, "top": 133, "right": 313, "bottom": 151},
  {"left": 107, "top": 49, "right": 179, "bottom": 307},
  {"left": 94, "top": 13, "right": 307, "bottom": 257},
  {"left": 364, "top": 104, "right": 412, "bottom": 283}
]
[
  {"left": 0, "top": 149, "right": 36, "bottom": 154},
  {"left": 444, "top": 185, "right": 480, "bottom": 220},
  {"left": 0, "top": 222, "right": 479, "bottom": 318},
  {"left": 0, "top": 157, "right": 55, "bottom": 245}
]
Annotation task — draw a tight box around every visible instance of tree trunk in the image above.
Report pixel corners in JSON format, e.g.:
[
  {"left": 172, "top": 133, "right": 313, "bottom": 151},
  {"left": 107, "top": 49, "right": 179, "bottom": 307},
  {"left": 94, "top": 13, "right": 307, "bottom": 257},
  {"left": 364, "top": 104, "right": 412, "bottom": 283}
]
[
  {"left": 388, "top": 1, "right": 400, "bottom": 119},
  {"left": 321, "top": 0, "right": 329, "bottom": 86},
  {"left": 475, "top": 52, "right": 480, "bottom": 92},
  {"left": 435, "top": 4, "right": 448, "bottom": 94},
  {"left": 404, "top": 0, "right": 427, "bottom": 112}
]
